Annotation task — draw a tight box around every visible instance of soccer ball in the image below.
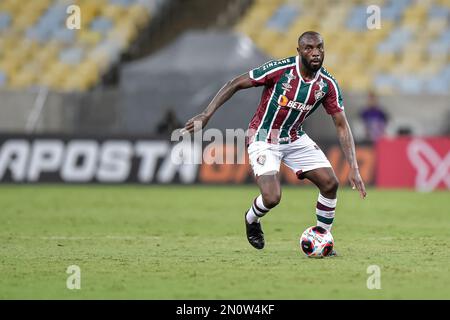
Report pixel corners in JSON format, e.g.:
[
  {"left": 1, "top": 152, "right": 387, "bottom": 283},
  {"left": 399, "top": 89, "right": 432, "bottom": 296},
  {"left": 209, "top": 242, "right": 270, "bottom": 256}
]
[{"left": 300, "top": 226, "right": 334, "bottom": 258}]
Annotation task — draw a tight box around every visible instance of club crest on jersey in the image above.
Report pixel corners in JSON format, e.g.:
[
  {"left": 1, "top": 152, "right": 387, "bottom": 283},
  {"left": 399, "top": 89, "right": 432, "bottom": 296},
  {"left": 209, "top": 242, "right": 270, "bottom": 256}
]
[
  {"left": 314, "top": 79, "right": 327, "bottom": 101},
  {"left": 257, "top": 155, "right": 266, "bottom": 165},
  {"left": 314, "top": 89, "right": 325, "bottom": 101}
]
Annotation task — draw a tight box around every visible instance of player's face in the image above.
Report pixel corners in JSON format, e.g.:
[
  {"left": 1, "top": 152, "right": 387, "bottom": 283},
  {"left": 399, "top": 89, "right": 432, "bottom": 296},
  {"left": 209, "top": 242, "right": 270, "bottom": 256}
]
[{"left": 297, "top": 36, "right": 324, "bottom": 72}]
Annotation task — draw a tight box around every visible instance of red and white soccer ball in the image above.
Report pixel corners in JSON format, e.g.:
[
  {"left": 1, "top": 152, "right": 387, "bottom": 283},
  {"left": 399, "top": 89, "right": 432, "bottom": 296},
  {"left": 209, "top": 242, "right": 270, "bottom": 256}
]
[{"left": 300, "top": 226, "right": 334, "bottom": 258}]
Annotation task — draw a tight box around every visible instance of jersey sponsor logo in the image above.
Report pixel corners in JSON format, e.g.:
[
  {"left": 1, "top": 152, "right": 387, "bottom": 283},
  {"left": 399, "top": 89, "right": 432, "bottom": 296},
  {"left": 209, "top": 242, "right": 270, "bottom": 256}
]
[
  {"left": 0, "top": 138, "right": 198, "bottom": 183},
  {"left": 407, "top": 139, "right": 450, "bottom": 191},
  {"left": 278, "top": 95, "right": 314, "bottom": 112},
  {"left": 261, "top": 59, "right": 292, "bottom": 72},
  {"left": 285, "top": 73, "right": 296, "bottom": 81}
]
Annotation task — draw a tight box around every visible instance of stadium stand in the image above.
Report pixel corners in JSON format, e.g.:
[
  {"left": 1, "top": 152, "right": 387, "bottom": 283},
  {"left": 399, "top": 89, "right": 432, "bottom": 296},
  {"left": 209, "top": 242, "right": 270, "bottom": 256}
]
[
  {"left": 0, "top": 0, "right": 448, "bottom": 138},
  {"left": 0, "top": 0, "right": 160, "bottom": 91},
  {"left": 235, "top": 0, "right": 450, "bottom": 94}
]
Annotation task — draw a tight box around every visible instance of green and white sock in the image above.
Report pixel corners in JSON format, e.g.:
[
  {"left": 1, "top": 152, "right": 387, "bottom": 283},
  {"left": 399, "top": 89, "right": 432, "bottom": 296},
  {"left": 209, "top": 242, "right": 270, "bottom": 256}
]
[{"left": 316, "top": 193, "right": 336, "bottom": 232}]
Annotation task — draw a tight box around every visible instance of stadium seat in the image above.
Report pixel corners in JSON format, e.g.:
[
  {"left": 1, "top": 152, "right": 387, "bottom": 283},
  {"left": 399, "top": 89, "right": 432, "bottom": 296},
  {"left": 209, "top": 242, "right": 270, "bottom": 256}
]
[
  {"left": 235, "top": 0, "right": 450, "bottom": 94},
  {"left": 0, "top": 0, "right": 155, "bottom": 91},
  {"left": 0, "top": 71, "right": 7, "bottom": 87}
]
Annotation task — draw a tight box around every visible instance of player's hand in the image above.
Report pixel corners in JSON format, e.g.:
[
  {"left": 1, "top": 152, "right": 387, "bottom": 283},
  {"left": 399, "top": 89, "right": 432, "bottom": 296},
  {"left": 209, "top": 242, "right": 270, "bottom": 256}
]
[
  {"left": 349, "top": 168, "right": 366, "bottom": 199},
  {"left": 180, "top": 113, "right": 210, "bottom": 134}
]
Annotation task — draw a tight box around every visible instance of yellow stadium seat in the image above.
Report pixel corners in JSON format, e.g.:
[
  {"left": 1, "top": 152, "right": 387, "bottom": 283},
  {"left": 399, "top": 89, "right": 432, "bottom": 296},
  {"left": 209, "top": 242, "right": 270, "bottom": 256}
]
[
  {"left": 361, "top": 0, "right": 386, "bottom": 6},
  {"left": 348, "top": 74, "right": 372, "bottom": 92},
  {"left": 108, "top": 22, "right": 138, "bottom": 50},
  {"left": 68, "top": 62, "right": 100, "bottom": 91},
  {"left": 437, "top": 0, "right": 450, "bottom": 7},
  {"left": 102, "top": 4, "right": 126, "bottom": 22},
  {"left": 20, "top": 60, "right": 45, "bottom": 78},
  {"left": 270, "top": 39, "right": 296, "bottom": 59},
  {"left": 0, "top": 59, "right": 19, "bottom": 78},
  {"left": 424, "top": 18, "right": 448, "bottom": 39},
  {"left": 78, "top": 2, "right": 103, "bottom": 28},
  {"left": 0, "top": 36, "right": 20, "bottom": 55},
  {"left": 9, "top": 71, "right": 35, "bottom": 89},
  {"left": 420, "top": 61, "right": 442, "bottom": 78},
  {"left": 288, "top": 17, "right": 318, "bottom": 35},
  {"left": 12, "top": 11, "right": 41, "bottom": 32},
  {"left": 0, "top": 0, "right": 155, "bottom": 91},
  {"left": 128, "top": 4, "right": 151, "bottom": 29},
  {"left": 402, "top": 4, "right": 428, "bottom": 30},
  {"left": 78, "top": 29, "right": 103, "bottom": 47},
  {"left": 62, "top": 74, "right": 92, "bottom": 92},
  {"left": 33, "top": 43, "right": 62, "bottom": 68},
  {"left": 40, "top": 62, "right": 74, "bottom": 90},
  {"left": 370, "top": 53, "right": 397, "bottom": 73},
  {"left": 254, "top": 28, "right": 283, "bottom": 56},
  {"left": 14, "top": 40, "right": 40, "bottom": 60},
  {"left": 376, "top": 84, "right": 395, "bottom": 95},
  {"left": 0, "top": 0, "right": 22, "bottom": 14},
  {"left": 88, "top": 47, "right": 110, "bottom": 73},
  {"left": 45, "top": 62, "right": 74, "bottom": 82}
]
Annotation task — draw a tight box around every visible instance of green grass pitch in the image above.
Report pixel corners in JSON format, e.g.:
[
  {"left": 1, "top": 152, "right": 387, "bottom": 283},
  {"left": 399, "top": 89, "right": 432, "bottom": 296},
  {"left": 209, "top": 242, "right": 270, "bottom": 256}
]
[{"left": 0, "top": 185, "right": 449, "bottom": 299}]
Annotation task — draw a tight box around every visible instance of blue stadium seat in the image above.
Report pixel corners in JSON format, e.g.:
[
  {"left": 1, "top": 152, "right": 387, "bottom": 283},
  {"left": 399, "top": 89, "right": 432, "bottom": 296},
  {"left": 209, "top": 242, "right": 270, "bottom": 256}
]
[
  {"left": 0, "top": 12, "right": 11, "bottom": 31},
  {"left": 399, "top": 75, "right": 423, "bottom": 94},
  {"left": 90, "top": 17, "right": 114, "bottom": 34},
  {"left": 110, "top": 0, "right": 137, "bottom": 6},
  {"left": 426, "top": 76, "right": 449, "bottom": 94},
  {"left": 428, "top": 5, "right": 450, "bottom": 19},
  {"left": 52, "top": 27, "right": 76, "bottom": 44},
  {"left": 0, "top": 71, "right": 7, "bottom": 87},
  {"left": 374, "top": 73, "right": 396, "bottom": 89},
  {"left": 59, "top": 47, "right": 84, "bottom": 65},
  {"left": 25, "top": 26, "right": 51, "bottom": 42},
  {"left": 346, "top": 5, "right": 367, "bottom": 31},
  {"left": 266, "top": 4, "right": 299, "bottom": 32},
  {"left": 377, "top": 27, "right": 412, "bottom": 53}
]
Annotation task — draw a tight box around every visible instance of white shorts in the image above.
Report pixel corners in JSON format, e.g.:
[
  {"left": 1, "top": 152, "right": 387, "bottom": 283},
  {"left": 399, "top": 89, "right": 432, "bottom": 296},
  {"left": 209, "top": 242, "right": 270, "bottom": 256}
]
[{"left": 248, "top": 134, "right": 332, "bottom": 179}]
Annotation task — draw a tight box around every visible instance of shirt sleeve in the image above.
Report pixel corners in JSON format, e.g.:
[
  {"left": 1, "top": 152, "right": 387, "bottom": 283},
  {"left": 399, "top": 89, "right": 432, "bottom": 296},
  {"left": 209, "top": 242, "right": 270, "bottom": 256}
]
[
  {"left": 322, "top": 78, "right": 345, "bottom": 115},
  {"left": 248, "top": 61, "right": 282, "bottom": 87}
]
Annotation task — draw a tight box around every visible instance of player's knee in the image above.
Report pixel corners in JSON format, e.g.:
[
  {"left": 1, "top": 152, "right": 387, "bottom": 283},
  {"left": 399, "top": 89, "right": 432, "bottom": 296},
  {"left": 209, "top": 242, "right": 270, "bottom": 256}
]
[
  {"left": 322, "top": 176, "right": 339, "bottom": 195},
  {"left": 262, "top": 192, "right": 281, "bottom": 209}
]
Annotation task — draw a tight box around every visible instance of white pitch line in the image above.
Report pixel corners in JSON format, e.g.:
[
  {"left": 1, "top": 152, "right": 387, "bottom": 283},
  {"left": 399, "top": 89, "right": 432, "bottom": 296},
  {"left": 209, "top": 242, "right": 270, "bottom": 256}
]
[{"left": 11, "top": 236, "right": 162, "bottom": 241}]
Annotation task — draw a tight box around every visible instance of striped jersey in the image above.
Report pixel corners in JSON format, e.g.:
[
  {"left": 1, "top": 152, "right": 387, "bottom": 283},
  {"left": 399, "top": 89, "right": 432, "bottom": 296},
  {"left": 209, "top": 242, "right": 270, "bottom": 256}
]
[{"left": 247, "top": 56, "right": 344, "bottom": 145}]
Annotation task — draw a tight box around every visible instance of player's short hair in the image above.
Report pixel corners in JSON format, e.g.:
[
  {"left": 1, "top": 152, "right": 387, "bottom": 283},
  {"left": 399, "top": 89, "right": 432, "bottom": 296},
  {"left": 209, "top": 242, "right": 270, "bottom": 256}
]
[{"left": 298, "top": 31, "right": 322, "bottom": 44}]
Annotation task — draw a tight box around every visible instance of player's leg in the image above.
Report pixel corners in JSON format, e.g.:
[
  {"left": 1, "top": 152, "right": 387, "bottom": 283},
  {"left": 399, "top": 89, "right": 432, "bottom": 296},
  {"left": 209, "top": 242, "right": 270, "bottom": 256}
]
[
  {"left": 282, "top": 134, "right": 338, "bottom": 232},
  {"left": 301, "top": 167, "right": 339, "bottom": 232},
  {"left": 246, "top": 173, "right": 282, "bottom": 224},
  {"left": 244, "top": 173, "right": 281, "bottom": 250},
  {"left": 246, "top": 142, "right": 282, "bottom": 249}
]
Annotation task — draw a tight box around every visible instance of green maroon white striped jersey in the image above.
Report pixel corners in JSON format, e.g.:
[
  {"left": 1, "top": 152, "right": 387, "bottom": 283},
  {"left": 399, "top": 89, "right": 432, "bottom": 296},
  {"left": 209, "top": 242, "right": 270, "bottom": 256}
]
[{"left": 247, "top": 56, "right": 344, "bottom": 145}]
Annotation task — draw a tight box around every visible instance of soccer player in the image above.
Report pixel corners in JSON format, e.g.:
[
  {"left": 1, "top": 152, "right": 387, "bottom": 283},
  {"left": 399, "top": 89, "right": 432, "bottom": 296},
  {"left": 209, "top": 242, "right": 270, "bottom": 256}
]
[{"left": 182, "top": 31, "right": 367, "bottom": 252}]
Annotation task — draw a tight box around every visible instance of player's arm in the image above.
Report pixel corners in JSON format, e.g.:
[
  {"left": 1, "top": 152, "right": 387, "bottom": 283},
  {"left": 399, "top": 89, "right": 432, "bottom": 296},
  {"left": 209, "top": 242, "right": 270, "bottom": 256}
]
[
  {"left": 182, "top": 73, "right": 255, "bottom": 133},
  {"left": 332, "top": 111, "right": 367, "bottom": 199}
]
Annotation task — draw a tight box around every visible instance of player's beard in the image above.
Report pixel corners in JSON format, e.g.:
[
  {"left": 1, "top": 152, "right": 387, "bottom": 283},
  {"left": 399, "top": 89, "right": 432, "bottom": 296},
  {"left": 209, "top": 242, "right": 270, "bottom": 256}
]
[{"left": 302, "top": 55, "right": 323, "bottom": 72}]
